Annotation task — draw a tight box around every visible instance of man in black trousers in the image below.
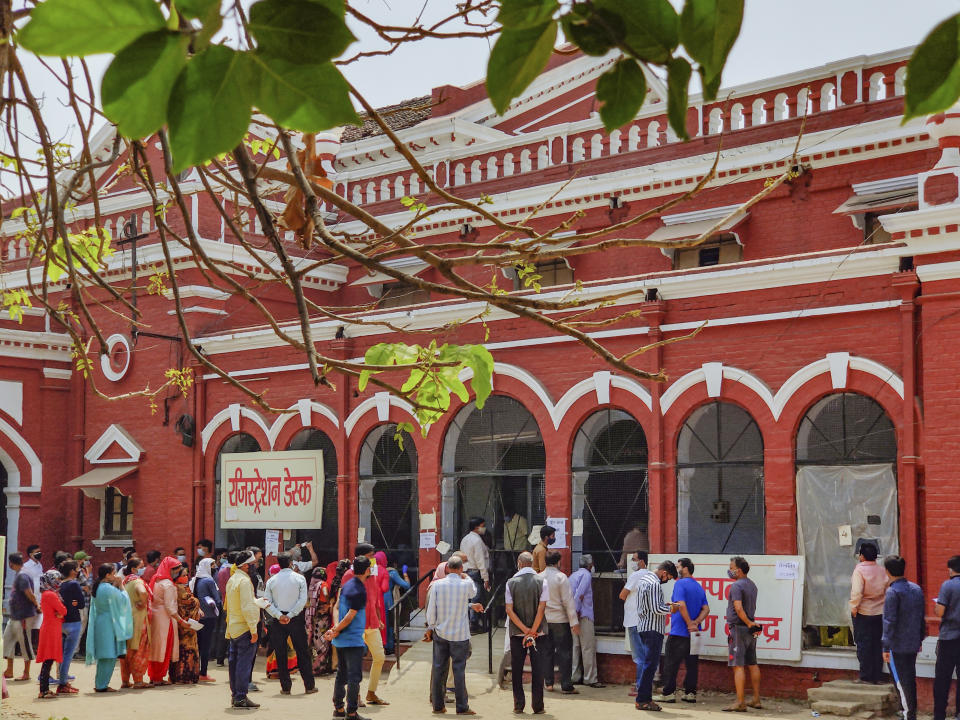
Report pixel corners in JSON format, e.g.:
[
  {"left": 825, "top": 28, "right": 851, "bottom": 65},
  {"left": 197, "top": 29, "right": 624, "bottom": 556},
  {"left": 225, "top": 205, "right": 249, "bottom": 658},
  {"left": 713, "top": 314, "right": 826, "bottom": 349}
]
[
  {"left": 934, "top": 555, "right": 960, "bottom": 720},
  {"left": 263, "top": 552, "right": 317, "bottom": 695},
  {"left": 505, "top": 551, "right": 549, "bottom": 715},
  {"left": 881, "top": 555, "right": 925, "bottom": 720}
]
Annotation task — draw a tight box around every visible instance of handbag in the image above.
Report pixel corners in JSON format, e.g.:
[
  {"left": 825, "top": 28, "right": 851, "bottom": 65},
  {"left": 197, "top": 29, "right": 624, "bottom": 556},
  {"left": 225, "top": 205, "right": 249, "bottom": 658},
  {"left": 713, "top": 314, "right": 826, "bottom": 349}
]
[{"left": 689, "top": 630, "right": 705, "bottom": 655}]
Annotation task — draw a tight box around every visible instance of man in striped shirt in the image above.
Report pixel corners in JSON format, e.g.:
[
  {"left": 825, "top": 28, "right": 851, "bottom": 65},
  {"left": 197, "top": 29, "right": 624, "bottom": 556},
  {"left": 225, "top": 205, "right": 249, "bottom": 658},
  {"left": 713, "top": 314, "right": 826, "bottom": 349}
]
[{"left": 620, "top": 553, "right": 678, "bottom": 712}]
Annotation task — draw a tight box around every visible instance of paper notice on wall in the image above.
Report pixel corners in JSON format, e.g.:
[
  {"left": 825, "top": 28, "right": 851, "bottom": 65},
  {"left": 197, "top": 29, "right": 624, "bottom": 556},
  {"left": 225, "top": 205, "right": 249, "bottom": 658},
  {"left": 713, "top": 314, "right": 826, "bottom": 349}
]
[
  {"left": 546, "top": 517, "right": 567, "bottom": 549},
  {"left": 436, "top": 541, "right": 451, "bottom": 555},
  {"left": 419, "top": 511, "right": 437, "bottom": 531},
  {"left": 357, "top": 527, "right": 366, "bottom": 544},
  {"left": 775, "top": 559, "right": 800, "bottom": 580},
  {"left": 264, "top": 529, "right": 280, "bottom": 557},
  {"left": 225, "top": 505, "right": 239, "bottom": 522},
  {"left": 419, "top": 532, "right": 437, "bottom": 549},
  {"left": 572, "top": 519, "right": 584, "bottom": 537},
  {"left": 838, "top": 525, "right": 853, "bottom": 547},
  {"left": 529, "top": 525, "right": 542, "bottom": 546}
]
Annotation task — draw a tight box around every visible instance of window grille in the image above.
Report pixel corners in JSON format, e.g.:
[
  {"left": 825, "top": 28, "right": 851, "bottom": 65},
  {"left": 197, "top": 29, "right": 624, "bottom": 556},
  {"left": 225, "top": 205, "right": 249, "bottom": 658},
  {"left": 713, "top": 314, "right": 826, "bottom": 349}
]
[
  {"left": 360, "top": 424, "right": 418, "bottom": 554},
  {"left": 214, "top": 432, "right": 263, "bottom": 550},
  {"left": 797, "top": 393, "right": 896, "bottom": 465},
  {"left": 104, "top": 486, "right": 133, "bottom": 537},
  {"left": 287, "top": 429, "right": 339, "bottom": 563},
  {"left": 677, "top": 402, "right": 764, "bottom": 553}
]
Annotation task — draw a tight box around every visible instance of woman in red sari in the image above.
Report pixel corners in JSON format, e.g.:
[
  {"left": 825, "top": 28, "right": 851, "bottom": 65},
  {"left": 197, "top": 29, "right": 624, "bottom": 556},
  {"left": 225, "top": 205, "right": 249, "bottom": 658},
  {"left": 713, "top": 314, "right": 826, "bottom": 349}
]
[
  {"left": 147, "top": 557, "right": 184, "bottom": 685},
  {"left": 120, "top": 558, "right": 151, "bottom": 688}
]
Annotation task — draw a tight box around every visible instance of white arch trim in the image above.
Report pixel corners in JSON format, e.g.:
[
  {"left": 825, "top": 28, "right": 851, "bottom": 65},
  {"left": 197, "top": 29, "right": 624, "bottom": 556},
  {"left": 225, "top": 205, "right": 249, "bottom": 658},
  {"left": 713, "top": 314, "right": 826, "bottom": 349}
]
[
  {"left": 266, "top": 400, "right": 340, "bottom": 449},
  {"left": 201, "top": 400, "right": 340, "bottom": 452},
  {"left": 200, "top": 403, "right": 270, "bottom": 452},
  {"left": 456, "top": 361, "right": 556, "bottom": 425},
  {"left": 344, "top": 392, "right": 417, "bottom": 437},
  {"left": 660, "top": 354, "right": 904, "bottom": 421},
  {"left": 0, "top": 416, "right": 41, "bottom": 489}
]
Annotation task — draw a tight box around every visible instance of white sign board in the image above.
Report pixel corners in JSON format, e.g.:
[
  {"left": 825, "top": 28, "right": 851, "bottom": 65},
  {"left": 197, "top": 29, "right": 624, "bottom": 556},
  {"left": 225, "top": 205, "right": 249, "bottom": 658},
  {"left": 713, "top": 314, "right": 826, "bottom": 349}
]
[
  {"left": 649, "top": 554, "right": 805, "bottom": 662},
  {"left": 546, "top": 517, "right": 567, "bottom": 549},
  {"left": 220, "top": 450, "right": 324, "bottom": 529}
]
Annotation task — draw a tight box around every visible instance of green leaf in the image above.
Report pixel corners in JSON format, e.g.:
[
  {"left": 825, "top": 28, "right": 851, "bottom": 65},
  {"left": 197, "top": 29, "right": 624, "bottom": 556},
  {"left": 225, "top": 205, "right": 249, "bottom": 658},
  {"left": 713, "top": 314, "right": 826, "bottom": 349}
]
[
  {"left": 248, "top": 0, "right": 356, "bottom": 64},
  {"left": 595, "top": 0, "right": 678, "bottom": 64},
  {"left": 307, "top": 0, "right": 346, "bottom": 17},
  {"left": 560, "top": 9, "right": 621, "bottom": 57},
  {"left": 487, "top": 22, "right": 557, "bottom": 114},
  {"left": 679, "top": 0, "right": 743, "bottom": 98},
  {"left": 251, "top": 54, "right": 360, "bottom": 132},
  {"left": 595, "top": 58, "right": 647, "bottom": 131},
  {"left": 498, "top": 0, "right": 559, "bottom": 30},
  {"left": 401, "top": 369, "right": 426, "bottom": 393},
  {"left": 174, "top": 0, "right": 218, "bottom": 18},
  {"left": 462, "top": 346, "right": 494, "bottom": 408},
  {"left": 18, "top": 0, "right": 165, "bottom": 56},
  {"left": 700, "top": 67, "right": 722, "bottom": 102},
  {"left": 438, "top": 367, "right": 470, "bottom": 404},
  {"left": 666, "top": 56, "right": 692, "bottom": 140},
  {"left": 905, "top": 13, "right": 960, "bottom": 119},
  {"left": 167, "top": 46, "right": 252, "bottom": 172},
  {"left": 102, "top": 30, "right": 189, "bottom": 140}
]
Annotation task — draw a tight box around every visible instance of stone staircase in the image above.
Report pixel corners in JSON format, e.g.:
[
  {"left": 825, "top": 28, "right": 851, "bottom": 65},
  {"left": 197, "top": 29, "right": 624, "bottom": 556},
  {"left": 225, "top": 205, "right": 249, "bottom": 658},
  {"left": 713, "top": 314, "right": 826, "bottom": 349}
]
[{"left": 807, "top": 679, "right": 900, "bottom": 717}]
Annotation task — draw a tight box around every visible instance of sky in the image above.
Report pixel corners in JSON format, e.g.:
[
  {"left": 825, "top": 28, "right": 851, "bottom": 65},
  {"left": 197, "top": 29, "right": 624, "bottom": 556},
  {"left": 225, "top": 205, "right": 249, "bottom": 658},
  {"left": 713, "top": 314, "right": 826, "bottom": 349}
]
[{"left": 10, "top": 0, "right": 960, "bottom": 161}]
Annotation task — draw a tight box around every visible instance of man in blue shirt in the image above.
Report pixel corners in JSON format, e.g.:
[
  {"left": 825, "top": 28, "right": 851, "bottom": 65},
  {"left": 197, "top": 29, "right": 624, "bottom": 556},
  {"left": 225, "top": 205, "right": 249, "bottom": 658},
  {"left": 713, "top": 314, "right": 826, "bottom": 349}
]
[
  {"left": 570, "top": 554, "right": 605, "bottom": 688},
  {"left": 881, "top": 555, "right": 926, "bottom": 720},
  {"left": 326, "top": 556, "right": 372, "bottom": 720},
  {"left": 656, "top": 557, "right": 710, "bottom": 703},
  {"left": 933, "top": 555, "right": 960, "bottom": 720}
]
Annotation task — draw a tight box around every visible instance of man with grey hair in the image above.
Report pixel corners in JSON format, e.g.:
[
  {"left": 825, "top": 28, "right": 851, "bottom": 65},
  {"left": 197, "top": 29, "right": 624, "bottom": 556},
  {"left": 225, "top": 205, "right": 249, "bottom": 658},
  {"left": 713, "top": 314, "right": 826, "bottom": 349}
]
[
  {"left": 426, "top": 555, "right": 484, "bottom": 715},
  {"left": 506, "top": 551, "right": 549, "bottom": 714},
  {"left": 569, "top": 554, "right": 604, "bottom": 688}
]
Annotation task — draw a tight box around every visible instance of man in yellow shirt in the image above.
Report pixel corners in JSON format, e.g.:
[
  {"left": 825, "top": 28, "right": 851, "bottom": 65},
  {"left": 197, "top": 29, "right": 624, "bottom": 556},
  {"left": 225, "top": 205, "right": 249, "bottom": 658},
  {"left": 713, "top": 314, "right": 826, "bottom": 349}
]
[{"left": 225, "top": 551, "right": 261, "bottom": 709}]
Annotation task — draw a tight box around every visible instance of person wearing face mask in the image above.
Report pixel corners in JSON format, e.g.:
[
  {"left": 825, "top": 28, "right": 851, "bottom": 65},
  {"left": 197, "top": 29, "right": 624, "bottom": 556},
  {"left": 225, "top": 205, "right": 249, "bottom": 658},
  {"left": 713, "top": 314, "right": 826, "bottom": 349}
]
[
  {"left": 141, "top": 550, "right": 162, "bottom": 584},
  {"left": 147, "top": 557, "right": 186, "bottom": 686},
  {"left": 85, "top": 563, "right": 133, "bottom": 692},
  {"left": 569, "top": 554, "right": 604, "bottom": 688},
  {"left": 460, "top": 517, "right": 491, "bottom": 634},
  {"left": 532, "top": 526, "right": 556, "bottom": 574},
  {"left": 173, "top": 547, "right": 188, "bottom": 565},
  {"left": 619, "top": 554, "right": 678, "bottom": 711},
  {"left": 22, "top": 545, "right": 44, "bottom": 645},
  {"left": 723, "top": 556, "right": 762, "bottom": 712},
  {"left": 119, "top": 557, "right": 151, "bottom": 689},
  {"left": 195, "top": 538, "right": 213, "bottom": 567}
]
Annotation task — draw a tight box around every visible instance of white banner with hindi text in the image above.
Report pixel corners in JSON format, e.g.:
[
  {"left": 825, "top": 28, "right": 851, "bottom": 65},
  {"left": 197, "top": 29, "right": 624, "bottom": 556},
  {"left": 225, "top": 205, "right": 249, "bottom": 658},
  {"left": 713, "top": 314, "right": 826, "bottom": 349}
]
[{"left": 220, "top": 450, "right": 324, "bottom": 529}]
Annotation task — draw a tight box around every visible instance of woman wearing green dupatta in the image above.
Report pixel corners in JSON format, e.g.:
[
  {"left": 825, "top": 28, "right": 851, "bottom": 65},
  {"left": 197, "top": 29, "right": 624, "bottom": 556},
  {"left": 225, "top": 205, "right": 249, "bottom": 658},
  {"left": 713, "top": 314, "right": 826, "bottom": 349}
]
[{"left": 86, "top": 563, "right": 133, "bottom": 692}]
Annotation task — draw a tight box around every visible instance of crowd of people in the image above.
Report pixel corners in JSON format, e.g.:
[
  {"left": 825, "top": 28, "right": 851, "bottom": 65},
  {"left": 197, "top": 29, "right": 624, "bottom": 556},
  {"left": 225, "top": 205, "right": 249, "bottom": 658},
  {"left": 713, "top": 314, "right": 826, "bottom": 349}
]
[{"left": 5, "top": 530, "right": 960, "bottom": 720}]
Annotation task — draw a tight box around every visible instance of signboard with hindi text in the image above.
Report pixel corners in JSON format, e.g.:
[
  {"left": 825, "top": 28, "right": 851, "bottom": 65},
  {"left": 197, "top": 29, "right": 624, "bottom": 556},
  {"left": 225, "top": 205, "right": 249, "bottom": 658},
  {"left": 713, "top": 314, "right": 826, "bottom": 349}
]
[
  {"left": 220, "top": 451, "right": 324, "bottom": 529},
  {"left": 649, "top": 554, "right": 804, "bottom": 662}
]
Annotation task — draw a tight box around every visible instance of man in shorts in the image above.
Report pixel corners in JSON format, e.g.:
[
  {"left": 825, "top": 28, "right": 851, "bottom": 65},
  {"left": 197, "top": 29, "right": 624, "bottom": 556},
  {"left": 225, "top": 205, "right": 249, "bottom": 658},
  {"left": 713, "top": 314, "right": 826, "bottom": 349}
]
[{"left": 723, "top": 556, "right": 762, "bottom": 712}]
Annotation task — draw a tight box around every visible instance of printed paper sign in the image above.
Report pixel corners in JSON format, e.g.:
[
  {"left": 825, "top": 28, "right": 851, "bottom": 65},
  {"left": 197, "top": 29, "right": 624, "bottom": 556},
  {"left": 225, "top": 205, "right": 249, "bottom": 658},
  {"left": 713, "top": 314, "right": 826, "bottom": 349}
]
[
  {"left": 650, "top": 554, "right": 805, "bottom": 661},
  {"left": 572, "top": 518, "right": 584, "bottom": 537},
  {"left": 838, "top": 525, "right": 853, "bottom": 546},
  {"left": 220, "top": 450, "right": 324, "bottom": 529},
  {"left": 264, "top": 529, "right": 280, "bottom": 557},
  {"left": 419, "top": 532, "right": 437, "bottom": 549},
  {"left": 357, "top": 527, "right": 366, "bottom": 543},
  {"left": 419, "top": 511, "right": 437, "bottom": 531},
  {"left": 546, "top": 517, "right": 567, "bottom": 549}
]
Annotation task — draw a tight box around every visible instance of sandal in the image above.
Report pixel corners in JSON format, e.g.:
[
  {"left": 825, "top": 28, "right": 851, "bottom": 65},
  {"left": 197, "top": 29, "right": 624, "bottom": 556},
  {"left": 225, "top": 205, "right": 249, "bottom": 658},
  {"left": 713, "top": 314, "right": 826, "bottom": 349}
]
[
  {"left": 38, "top": 690, "right": 57, "bottom": 699},
  {"left": 723, "top": 704, "right": 748, "bottom": 712},
  {"left": 747, "top": 702, "right": 763, "bottom": 709},
  {"left": 636, "top": 702, "right": 662, "bottom": 711},
  {"left": 56, "top": 684, "right": 79, "bottom": 694},
  {"left": 95, "top": 686, "right": 118, "bottom": 693},
  {"left": 121, "top": 683, "right": 133, "bottom": 689}
]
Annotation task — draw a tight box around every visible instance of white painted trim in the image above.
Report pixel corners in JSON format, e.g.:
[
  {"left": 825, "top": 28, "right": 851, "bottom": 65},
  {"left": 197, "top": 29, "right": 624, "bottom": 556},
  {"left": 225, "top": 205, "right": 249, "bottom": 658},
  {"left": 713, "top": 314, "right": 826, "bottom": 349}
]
[
  {"left": 166, "top": 307, "right": 228, "bottom": 316},
  {"left": 85, "top": 424, "right": 144, "bottom": 464},
  {"left": 344, "top": 393, "right": 417, "bottom": 437},
  {"left": 42, "top": 367, "right": 72, "bottom": 380},
  {"left": 916, "top": 260, "right": 960, "bottom": 282},
  {"left": 199, "top": 402, "right": 273, "bottom": 452},
  {"left": 0, "top": 380, "right": 23, "bottom": 424},
  {"left": 264, "top": 400, "right": 340, "bottom": 449},
  {"left": 0, "top": 416, "right": 41, "bottom": 489},
  {"left": 161, "top": 286, "right": 231, "bottom": 301},
  {"left": 849, "top": 356, "right": 905, "bottom": 398},
  {"left": 827, "top": 352, "right": 850, "bottom": 389},
  {"left": 100, "top": 333, "right": 131, "bottom": 382}
]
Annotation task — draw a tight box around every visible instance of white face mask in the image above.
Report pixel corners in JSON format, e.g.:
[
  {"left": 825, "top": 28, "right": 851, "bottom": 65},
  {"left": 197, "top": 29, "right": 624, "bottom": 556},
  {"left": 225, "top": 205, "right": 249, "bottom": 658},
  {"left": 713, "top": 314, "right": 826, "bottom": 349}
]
[
  {"left": 477, "top": 526, "right": 486, "bottom": 535},
  {"left": 197, "top": 548, "right": 206, "bottom": 557},
  {"left": 177, "top": 555, "right": 187, "bottom": 563}
]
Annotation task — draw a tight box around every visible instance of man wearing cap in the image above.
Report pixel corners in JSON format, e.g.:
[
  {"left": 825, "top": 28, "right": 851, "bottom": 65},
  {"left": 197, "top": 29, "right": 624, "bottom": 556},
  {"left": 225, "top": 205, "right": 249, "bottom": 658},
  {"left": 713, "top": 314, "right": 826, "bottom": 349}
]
[{"left": 225, "top": 551, "right": 261, "bottom": 709}]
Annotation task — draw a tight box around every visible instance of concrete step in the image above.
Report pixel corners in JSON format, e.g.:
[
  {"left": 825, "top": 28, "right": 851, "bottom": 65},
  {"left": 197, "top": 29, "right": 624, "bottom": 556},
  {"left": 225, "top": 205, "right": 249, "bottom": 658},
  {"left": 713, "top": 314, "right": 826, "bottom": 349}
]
[
  {"left": 811, "top": 700, "right": 869, "bottom": 716},
  {"left": 808, "top": 686, "right": 897, "bottom": 710}
]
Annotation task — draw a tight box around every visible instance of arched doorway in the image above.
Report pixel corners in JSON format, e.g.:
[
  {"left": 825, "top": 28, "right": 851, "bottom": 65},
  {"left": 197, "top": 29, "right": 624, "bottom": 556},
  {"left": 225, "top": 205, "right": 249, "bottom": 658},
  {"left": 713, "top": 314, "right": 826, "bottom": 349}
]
[
  {"left": 676, "top": 401, "right": 764, "bottom": 553},
  {"left": 287, "top": 428, "right": 339, "bottom": 565},
  {"left": 572, "top": 409, "right": 648, "bottom": 573},
  {"left": 796, "top": 392, "right": 898, "bottom": 631},
  {"left": 214, "top": 432, "right": 262, "bottom": 549},
  {"left": 442, "top": 395, "right": 546, "bottom": 580},
  {"left": 358, "top": 424, "right": 418, "bottom": 566}
]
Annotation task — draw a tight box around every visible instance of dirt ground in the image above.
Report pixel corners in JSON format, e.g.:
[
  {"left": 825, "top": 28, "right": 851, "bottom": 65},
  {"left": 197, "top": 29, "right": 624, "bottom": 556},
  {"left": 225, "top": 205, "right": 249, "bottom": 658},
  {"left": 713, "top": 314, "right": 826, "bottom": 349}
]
[{"left": 0, "top": 639, "right": 826, "bottom": 720}]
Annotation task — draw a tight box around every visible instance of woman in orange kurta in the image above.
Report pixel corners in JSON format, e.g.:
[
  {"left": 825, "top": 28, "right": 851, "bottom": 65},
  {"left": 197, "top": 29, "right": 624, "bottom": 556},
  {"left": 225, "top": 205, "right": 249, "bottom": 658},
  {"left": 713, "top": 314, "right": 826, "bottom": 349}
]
[
  {"left": 147, "top": 557, "right": 183, "bottom": 685},
  {"left": 120, "top": 558, "right": 152, "bottom": 688}
]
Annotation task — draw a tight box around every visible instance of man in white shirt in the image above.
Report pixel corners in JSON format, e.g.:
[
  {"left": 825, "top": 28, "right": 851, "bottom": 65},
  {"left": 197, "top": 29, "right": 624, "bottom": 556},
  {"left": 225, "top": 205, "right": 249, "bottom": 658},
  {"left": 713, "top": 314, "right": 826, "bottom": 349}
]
[
  {"left": 263, "top": 552, "right": 317, "bottom": 696},
  {"left": 426, "top": 555, "right": 483, "bottom": 715},
  {"left": 539, "top": 551, "right": 580, "bottom": 694},
  {"left": 459, "top": 516, "right": 490, "bottom": 633},
  {"left": 288, "top": 540, "right": 319, "bottom": 574},
  {"left": 22, "top": 544, "right": 44, "bottom": 638}
]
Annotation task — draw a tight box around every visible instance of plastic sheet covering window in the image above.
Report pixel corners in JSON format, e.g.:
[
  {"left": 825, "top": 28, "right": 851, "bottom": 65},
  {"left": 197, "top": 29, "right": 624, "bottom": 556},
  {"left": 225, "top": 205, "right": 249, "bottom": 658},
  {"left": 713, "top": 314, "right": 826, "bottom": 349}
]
[{"left": 796, "top": 464, "right": 898, "bottom": 627}]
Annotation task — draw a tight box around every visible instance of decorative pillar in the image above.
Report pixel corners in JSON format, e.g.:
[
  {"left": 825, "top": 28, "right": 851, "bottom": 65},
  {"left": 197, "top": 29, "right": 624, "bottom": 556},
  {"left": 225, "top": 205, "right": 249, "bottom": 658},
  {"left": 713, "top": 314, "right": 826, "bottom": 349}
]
[
  {"left": 441, "top": 475, "right": 457, "bottom": 550},
  {"left": 570, "top": 470, "right": 589, "bottom": 569},
  {"left": 357, "top": 477, "right": 376, "bottom": 544},
  {"left": 640, "top": 300, "right": 668, "bottom": 552}
]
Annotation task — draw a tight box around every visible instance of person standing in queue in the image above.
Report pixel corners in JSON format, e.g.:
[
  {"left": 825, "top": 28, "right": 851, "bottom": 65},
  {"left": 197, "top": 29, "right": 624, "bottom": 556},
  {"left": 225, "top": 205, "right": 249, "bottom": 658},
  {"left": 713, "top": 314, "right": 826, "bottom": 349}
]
[
  {"left": 882, "top": 555, "right": 925, "bottom": 720},
  {"left": 850, "top": 542, "right": 888, "bottom": 685},
  {"left": 460, "top": 517, "right": 491, "bottom": 634},
  {"left": 656, "top": 557, "right": 710, "bottom": 703},
  {"left": 532, "top": 526, "right": 555, "bottom": 574},
  {"left": 341, "top": 543, "right": 389, "bottom": 706},
  {"left": 723, "top": 556, "right": 762, "bottom": 713},
  {"left": 326, "top": 556, "right": 372, "bottom": 720},
  {"left": 569, "top": 554, "right": 604, "bottom": 688},
  {"left": 263, "top": 552, "right": 317, "bottom": 696},
  {"left": 538, "top": 551, "right": 580, "bottom": 694},
  {"left": 505, "top": 551, "right": 549, "bottom": 715},
  {"left": 225, "top": 551, "right": 261, "bottom": 710}
]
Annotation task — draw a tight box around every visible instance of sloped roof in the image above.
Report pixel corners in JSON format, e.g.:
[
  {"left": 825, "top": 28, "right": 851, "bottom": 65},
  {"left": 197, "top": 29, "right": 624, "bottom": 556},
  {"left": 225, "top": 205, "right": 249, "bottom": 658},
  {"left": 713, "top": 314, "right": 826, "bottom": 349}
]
[{"left": 341, "top": 95, "right": 433, "bottom": 142}]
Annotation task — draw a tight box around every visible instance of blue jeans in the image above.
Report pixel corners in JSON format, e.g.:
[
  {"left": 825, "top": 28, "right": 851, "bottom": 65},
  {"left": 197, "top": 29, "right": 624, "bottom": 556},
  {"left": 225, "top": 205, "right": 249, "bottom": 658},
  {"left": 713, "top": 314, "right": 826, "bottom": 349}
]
[
  {"left": 333, "top": 645, "right": 364, "bottom": 714},
  {"left": 58, "top": 621, "right": 83, "bottom": 685},
  {"left": 628, "top": 627, "right": 663, "bottom": 703},
  {"left": 431, "top": 635, "right": 471, "bottom": 713},
  {"left": 228, "top": 633, "right": 259, "bottom": 702}
]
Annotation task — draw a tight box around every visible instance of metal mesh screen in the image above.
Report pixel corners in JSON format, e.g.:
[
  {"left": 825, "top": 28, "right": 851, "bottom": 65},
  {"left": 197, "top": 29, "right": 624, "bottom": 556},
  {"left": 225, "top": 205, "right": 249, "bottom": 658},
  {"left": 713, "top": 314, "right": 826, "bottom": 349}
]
[
  {"left": 677, "top": 402, "right": 764, "bottom": 554},
  {"left": 361, "top": 425, "right": 418, "bottom": 555},
  {"left": 452, "top": 396, "right": 545, "bottom": 473},
  {"left": 287, "top": 429, "right": 339, "bottom": 564},
  {"left": 214, "top": 433, "right": 263, "bottom": 550},
  {"left": 797, "top": 392, "right": 897, "bottom": 465}
]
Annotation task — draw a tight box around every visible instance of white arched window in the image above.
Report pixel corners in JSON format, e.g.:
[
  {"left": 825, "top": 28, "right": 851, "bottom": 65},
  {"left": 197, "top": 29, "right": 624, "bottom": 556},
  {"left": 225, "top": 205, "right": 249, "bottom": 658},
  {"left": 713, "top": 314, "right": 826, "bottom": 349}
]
[
  {"left": 609, "top": 129, "right": 622, "bottom": 155},
  {"left": 894, "top": 67, "right": 906, "bottom": 96},
  {"left": 819, "top": 83, "right": 836, "bottom": 112},
  {"left": 628, "top": 125, "right": 641, "bottom": 151},
  {"left": 869, "top": 72, "right": 886, "bottom": 101},
  {"left": 571, "top": 137, "right": 585, "bottom": 162},
  {"left": 141, "top": 210, "right": 151, "bottom": 233},
  {"left": 536, "top": 145, "right": 549, "bottom": 170},
  {"left": 773, "top": 93, "right": 788, "bottom": 121},
  {"left": 708, "top": 108, "right": 723, "bottom": 134},
  {"left": 409, "top": 174, "right": 420, "bottom": 195},
  {"left": 520, "top": 149, "right": 532, "bottom": 173},
  {"left": 797, "top": 88, "right": 811, "bottom": 116},
  {"left": 453, "top": 164, "right": 466, "bottom": 186},
  {"left": 470, "top": 160, "right": 482, "bottom": 184},
  {"left": 647, "top": 120, "right": 661, "bottom": 147},
  {"left": 486, "top": 156, "right": 498, "bottom": 180},
  {"left": 352, "top": 186, "right": 362, "bottom": 205},
  {"left": 394, "top": 176, "right": 405, "bottom": 198},
  {"left": 502, "top": 153, "right": 514, "bottom": 177},
  {"left": 590, "top": 134, "right": 603, "bottom": 159},
  {"left": 730, "top": 103, "right": 745, "bottom": 130},
  {"left": 365, "top": 182, "right": 376, "bottom": 204},
  {"left": 751, "top": 98, "right": 766, "bottom": 125},
  {"left": 380, "top": 178, "right": 391, "bottom": 201}
]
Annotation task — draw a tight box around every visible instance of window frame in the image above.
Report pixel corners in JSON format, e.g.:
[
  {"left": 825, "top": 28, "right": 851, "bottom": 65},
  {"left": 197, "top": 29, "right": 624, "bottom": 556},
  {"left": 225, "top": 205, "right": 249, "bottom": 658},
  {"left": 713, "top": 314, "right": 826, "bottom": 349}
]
[{"left": 102, "top": 486, "right": 133, "bottom": 538}]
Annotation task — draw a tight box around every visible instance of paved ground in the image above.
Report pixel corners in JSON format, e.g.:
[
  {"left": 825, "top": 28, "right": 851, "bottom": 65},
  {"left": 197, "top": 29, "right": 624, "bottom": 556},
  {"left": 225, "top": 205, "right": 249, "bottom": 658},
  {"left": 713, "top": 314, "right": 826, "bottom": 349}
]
[{"left": 2, "top": 639, "right": 818, "bottom": 719}]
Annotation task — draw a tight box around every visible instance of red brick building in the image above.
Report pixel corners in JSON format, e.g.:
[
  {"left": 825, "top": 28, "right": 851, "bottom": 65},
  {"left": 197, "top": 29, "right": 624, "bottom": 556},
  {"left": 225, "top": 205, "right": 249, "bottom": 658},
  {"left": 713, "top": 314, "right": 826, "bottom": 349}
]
[{"left": 2, "top": 46, "right": 959, "bottom": 697}]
